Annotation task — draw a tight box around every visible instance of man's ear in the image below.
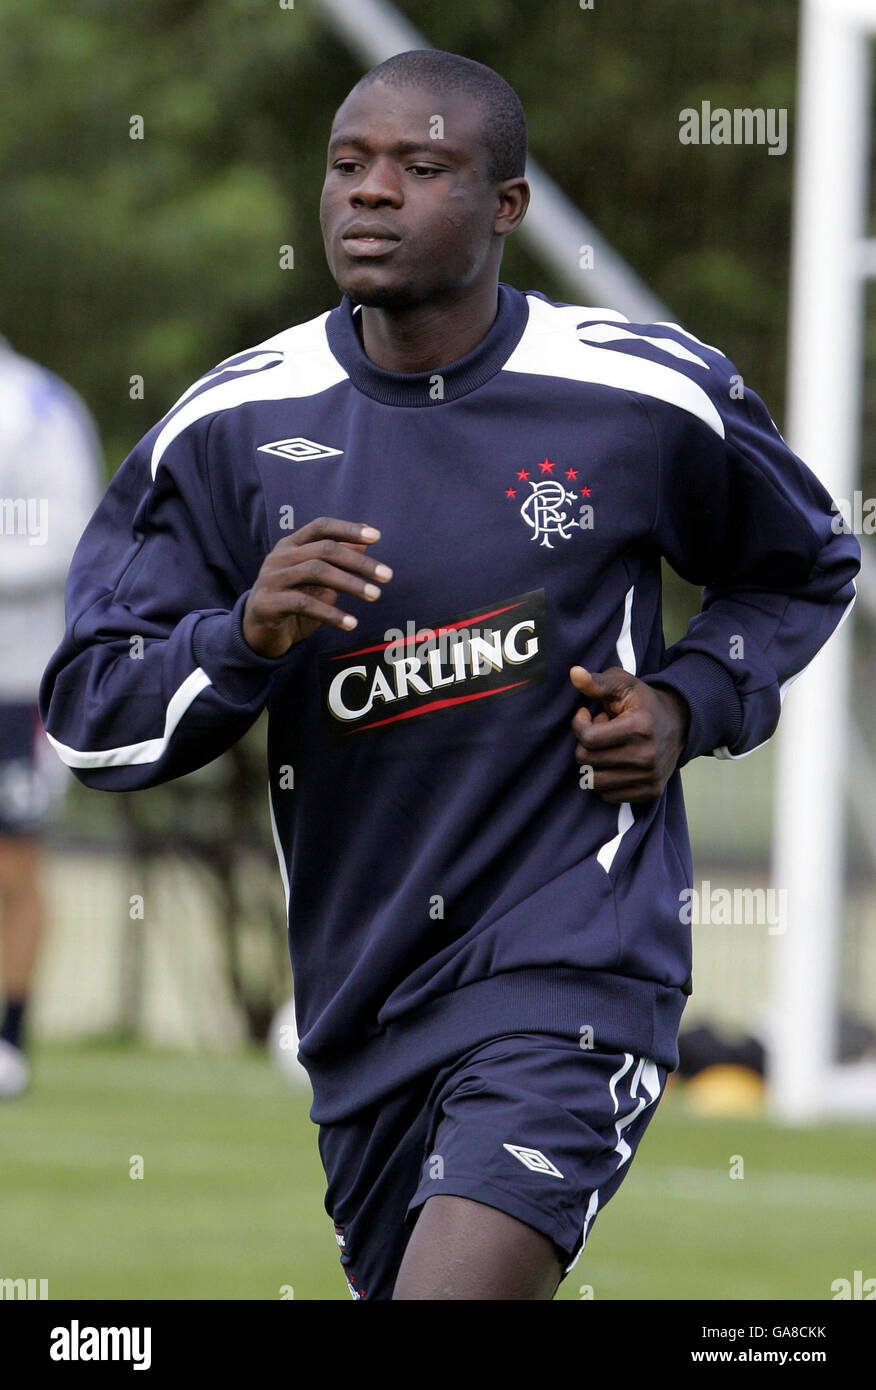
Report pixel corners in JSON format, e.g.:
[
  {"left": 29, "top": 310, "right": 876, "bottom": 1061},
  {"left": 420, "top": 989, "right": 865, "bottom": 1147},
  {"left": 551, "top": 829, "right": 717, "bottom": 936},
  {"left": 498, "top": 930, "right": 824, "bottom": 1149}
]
[{"left": 495, "top": 177, "right": 530, "bottom": 236}]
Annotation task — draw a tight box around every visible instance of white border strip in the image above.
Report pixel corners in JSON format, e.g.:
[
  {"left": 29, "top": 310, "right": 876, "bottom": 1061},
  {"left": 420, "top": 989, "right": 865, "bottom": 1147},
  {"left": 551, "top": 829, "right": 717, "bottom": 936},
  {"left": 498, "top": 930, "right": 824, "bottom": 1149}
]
[
  {"left": 597, "top": 585, "right": 637, "bottom": 872},
  {"left": 45, "top": 668, "right": 212, "bottom": 768}
]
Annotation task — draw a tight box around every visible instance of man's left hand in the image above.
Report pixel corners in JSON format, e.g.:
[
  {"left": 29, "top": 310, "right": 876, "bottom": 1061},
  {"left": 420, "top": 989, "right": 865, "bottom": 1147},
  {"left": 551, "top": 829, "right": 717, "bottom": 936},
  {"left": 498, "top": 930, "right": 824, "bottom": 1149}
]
[{"left": 569, "top": 666, "right": 690, "bottom": 803}]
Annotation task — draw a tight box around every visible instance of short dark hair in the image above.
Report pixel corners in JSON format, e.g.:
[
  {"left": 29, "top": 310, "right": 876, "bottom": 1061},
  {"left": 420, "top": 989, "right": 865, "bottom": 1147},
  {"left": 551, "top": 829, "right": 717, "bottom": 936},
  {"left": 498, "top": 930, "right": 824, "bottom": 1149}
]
[{"left": 355, "top": 49, "right": 527, "bottom": 184}]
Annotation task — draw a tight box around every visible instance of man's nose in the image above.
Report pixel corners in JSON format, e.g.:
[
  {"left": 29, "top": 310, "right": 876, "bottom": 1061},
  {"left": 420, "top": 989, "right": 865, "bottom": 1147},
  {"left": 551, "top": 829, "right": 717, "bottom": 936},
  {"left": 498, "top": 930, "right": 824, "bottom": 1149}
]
[{"left": 350, "top": 157, "right": 402, "bottom": 206}]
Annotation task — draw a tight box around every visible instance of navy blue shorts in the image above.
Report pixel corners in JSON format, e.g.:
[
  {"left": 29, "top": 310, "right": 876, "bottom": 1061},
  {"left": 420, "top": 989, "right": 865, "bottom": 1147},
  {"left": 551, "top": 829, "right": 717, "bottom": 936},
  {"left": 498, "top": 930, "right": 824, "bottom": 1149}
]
[
  {"left": 0, "top": 701, "right": 67, "bottom": 835},
  {"left": 318, "top": 1031, "right": 668, "bottom": 1299}
]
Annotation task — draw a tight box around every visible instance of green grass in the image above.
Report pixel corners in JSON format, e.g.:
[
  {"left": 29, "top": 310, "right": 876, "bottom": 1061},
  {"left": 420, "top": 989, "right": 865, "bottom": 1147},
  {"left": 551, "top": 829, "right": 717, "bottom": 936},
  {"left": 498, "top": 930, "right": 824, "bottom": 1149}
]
[{"left": 0, "top": 1043, "right": 872, "bottom": 1300}]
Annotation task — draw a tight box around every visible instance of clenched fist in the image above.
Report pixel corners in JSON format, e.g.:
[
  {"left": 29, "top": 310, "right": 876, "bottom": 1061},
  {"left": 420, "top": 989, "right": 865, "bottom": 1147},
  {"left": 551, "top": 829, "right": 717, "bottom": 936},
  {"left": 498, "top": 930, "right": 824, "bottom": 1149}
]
[{"left": 570, "top": 665, "right": 690, "bottom": 803}]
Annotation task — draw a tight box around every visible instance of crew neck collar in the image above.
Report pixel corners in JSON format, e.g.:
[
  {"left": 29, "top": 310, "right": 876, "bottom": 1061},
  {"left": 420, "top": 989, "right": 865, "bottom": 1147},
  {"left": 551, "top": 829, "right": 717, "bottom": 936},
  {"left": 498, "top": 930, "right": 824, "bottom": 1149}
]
[{"left": 324, "top": 282, "right": 529, "bottom": 407}]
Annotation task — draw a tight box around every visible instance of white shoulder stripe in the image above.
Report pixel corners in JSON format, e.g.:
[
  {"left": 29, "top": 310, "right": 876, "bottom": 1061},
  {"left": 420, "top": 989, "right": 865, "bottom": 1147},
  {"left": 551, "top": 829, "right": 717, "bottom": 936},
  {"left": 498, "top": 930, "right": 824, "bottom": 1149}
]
[
  {"left": 523, "top": 297, "right": 629, "bottom": 334},
  {"left": 45, "top": 668, "right": 212, "bottom": 768},
  {"left": 653, "top": 321, "right": 724, "bottom": 356},
  {"left": 169, "top": 351, "right": 286, "bottom": 415},
  {"left": 150, "top": 313, "right": 348, "bottom": 478},
  {"left": 507, "top": 296, "right": 724, "bottom": 439},
  {"left": 576, "top": 322, "right": 711, "bottom": 370}
]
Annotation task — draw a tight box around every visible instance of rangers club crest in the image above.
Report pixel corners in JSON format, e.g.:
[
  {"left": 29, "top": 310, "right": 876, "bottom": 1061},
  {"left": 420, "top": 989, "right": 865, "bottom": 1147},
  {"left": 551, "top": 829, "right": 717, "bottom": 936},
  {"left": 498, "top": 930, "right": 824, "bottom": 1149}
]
[{"left": 506, "top": 457, "right": 593, "bottom": 549}]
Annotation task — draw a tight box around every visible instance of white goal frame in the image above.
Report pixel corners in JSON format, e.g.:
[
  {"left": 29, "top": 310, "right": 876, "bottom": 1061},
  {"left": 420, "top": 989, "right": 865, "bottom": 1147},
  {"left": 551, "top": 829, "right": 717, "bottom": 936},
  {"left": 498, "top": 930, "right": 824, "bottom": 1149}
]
[{"left": 770, "top": 0, "right": 876, "bottom": 1121}]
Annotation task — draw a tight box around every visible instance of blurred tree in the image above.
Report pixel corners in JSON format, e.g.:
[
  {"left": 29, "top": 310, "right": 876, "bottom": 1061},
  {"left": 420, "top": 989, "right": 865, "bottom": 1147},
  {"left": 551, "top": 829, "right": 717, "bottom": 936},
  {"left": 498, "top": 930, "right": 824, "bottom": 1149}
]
[{"left": 0, "top": 0, "right": 829, "bottom": 452}]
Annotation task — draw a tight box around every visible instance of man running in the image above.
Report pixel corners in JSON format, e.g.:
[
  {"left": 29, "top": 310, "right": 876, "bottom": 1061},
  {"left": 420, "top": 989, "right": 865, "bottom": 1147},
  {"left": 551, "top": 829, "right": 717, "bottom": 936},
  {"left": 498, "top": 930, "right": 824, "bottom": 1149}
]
[{"left": 40, "top": 50, "right": 860, "bottom": 1299}]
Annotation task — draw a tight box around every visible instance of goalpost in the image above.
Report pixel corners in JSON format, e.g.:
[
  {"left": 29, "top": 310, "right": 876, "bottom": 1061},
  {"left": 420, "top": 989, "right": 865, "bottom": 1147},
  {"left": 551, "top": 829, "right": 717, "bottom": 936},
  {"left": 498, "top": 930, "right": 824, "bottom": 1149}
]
[{"left": 770, "top": 0, "right": 876, "bottom": 1121}]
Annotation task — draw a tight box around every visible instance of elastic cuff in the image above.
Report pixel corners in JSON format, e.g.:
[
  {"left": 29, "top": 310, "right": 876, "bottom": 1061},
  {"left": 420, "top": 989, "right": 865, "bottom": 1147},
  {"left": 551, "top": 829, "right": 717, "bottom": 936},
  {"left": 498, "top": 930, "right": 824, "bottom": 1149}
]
[
  {"left": 190, "top": 591, "right": 294, "bottom": 707},
  {"left": 640, "top": 652, "right": 744, "bottom": 765}
]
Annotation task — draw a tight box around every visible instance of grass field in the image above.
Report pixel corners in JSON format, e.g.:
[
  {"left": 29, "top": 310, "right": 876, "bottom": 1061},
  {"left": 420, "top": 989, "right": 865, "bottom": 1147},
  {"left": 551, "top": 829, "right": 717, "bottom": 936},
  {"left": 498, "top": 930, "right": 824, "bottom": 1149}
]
[{"left": 0, "top": 1042, "right": 873, "bottom": 1301}]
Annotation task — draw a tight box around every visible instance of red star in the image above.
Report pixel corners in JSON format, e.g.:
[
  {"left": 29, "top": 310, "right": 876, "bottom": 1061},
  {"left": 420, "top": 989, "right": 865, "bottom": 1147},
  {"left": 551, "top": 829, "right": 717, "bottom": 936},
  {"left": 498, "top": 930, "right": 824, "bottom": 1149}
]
[
  {"left": 580, "top": 486, "right": 591, "bottom": 497},
  {"left": 516, "top": 468, "right": 530, "bottom": 481},
  {"left": 505, "top": 487, "right": 517, "bottom": 498},
  {"left": 539, "top": 457, "right": 555, "bottom": 474},
  {"left": 565, "top": 467, "right": 578, "bottom": 480}
]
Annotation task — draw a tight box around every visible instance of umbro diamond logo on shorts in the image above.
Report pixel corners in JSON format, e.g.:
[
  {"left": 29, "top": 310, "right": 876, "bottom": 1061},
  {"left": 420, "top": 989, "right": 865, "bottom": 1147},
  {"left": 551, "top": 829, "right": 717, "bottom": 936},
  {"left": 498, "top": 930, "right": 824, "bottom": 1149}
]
[
  {"left": 502, "top": 1143, "right": 565, "bottom": 1179},
  {"left": 257, "top": 436, "right": 343, "bottom": 460}
]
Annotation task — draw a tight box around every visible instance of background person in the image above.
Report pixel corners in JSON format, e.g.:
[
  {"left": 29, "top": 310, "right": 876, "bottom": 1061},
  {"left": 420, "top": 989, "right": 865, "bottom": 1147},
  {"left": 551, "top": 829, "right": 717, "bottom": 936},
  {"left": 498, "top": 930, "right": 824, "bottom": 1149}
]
[{"left": 0, "top": 336, "right": 102, "bottom": 1097}]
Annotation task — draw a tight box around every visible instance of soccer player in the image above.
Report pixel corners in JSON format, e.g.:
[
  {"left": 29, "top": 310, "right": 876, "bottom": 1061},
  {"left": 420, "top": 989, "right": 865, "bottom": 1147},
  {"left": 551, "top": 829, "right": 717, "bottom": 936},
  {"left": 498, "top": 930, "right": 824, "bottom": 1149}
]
[
  {"left": 39, "top": 51, "right": 860, "bottom": 1298},
  {"left": 0, "top": 337, "right": 102, "bottom": 1098}
]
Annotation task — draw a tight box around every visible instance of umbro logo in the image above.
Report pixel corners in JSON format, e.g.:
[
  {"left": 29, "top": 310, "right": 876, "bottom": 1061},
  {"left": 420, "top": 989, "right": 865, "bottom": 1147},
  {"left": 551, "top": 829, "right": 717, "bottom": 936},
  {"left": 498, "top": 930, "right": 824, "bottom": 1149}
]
[
  {"left": 257, "top": 436, "right": 343, "bottom": 461},
  {"left": 502, "top": 1143, "right": 565, "bottom": 1179}
]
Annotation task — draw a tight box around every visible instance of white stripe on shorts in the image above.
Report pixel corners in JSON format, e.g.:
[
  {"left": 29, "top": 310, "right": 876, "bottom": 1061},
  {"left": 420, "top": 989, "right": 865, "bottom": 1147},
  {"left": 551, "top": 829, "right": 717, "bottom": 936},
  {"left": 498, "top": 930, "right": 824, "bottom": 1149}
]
[{"left": 563, "top": 1052, "right": 663, "bottom": 1275}]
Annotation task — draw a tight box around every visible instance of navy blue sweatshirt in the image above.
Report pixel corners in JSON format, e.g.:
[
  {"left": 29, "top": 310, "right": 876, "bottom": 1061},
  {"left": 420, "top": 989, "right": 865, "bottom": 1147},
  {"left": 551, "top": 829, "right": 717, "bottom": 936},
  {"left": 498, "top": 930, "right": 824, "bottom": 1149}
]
[{"left": 39, "top": 285, "right": 860, "bottom": 1122}]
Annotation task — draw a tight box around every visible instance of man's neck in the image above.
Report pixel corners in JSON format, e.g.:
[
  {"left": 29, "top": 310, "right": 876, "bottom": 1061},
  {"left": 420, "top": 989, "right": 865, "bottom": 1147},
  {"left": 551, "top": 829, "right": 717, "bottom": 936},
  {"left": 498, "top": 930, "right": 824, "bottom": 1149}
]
[{"left": 355, "top": 282, "right": 500, "bottom": 374}]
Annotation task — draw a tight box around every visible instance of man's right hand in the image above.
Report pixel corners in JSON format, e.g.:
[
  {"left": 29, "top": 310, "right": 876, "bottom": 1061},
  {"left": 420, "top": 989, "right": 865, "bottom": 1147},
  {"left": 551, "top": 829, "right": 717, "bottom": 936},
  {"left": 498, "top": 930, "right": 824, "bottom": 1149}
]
[{"left": 241, "top": 516, "right": 393, "bottom": 659}]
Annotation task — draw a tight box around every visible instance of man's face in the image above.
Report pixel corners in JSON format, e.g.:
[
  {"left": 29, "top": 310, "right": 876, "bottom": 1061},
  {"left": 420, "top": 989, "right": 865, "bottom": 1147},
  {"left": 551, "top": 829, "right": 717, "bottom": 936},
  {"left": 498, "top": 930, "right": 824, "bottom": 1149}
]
[{"left": 320, "top": 80, "right": 501, "bottom": 309}]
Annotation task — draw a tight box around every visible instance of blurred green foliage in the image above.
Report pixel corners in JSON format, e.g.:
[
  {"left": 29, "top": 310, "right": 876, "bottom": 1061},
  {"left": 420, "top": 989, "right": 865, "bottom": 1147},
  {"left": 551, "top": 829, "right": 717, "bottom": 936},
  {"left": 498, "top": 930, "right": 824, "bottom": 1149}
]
[{"left": 0, "top": 0, "right": 833, "bottom": 464}]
